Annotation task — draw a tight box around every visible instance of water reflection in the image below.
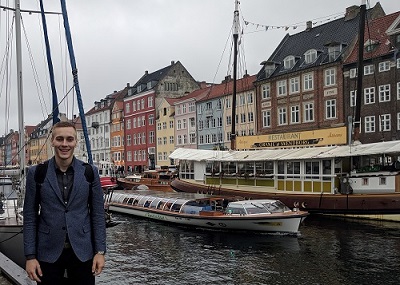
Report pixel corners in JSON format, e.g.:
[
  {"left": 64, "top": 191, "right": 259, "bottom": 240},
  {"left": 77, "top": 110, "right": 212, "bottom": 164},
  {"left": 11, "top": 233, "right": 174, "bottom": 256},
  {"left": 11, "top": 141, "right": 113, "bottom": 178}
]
[{"left": 98, "top": 214, "right": 400, "bottom": 285}]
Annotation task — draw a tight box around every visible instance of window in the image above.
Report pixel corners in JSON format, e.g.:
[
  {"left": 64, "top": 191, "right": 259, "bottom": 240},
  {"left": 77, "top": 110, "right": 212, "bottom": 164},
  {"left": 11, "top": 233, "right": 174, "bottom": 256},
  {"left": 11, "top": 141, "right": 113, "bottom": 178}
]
[
  {"left": 189, "top": 102, "right": 195, "bottom": 112},
  {"left": 304, "top": 102, "right": 314, "bottom": 122},
  {"left": 364, "top": 116, "right": 375, "bottom": 133},
  {"left": 364, "top": 87, "right": 375, "bottom": 104},
  {"left": 325, "top": 99, "right": 336, "bottom": 119},
  {"left": 324, "top": 68, "right": 336, "bottom": 86},
  {"left": 226, "top": 116, "right": 232, "bottom": 125},
  {"left": 379, "top": 84, "right": 390, "bottom": 102},
  {"left": 190, "top": 117, "right": 196, "bottom": 127},
  {"left": 148, "top": 96, "right": 153, "bottom": 107},
  {"left": 226, "top": 98, "right": 231, "bottom": 108},
  {"left": 379, "top": 114, "right": 391, "bottom": 131},
  {"left": 198, "top": 120, "right": 203, "bottom": 130},
  {"left": 248, "top": 112, "right": 254, "bottom": 122},
  {"left": 177, "top": 120, "right": 182, "bottom": 130},
  {"left": 197, "top": 105, "right": 202, "bottom": 114},
  {"left": 290, "top": 105, "right": 300, "bottom": 124},
  {"left": 239, "top": 95, "right": 245, "bottom": 106},
  {"left": 157, "top": 122, "right": 161, "bottom": 130},
  {"left": 149, "top": 114, "right": 154, "bottom": 125},
  {"left": 364, "top": 65, "right": 374, "bottom": 75},
  {"left": 290, "top": 77, "right": 300, "bottom": 94},
  {"left": 303, "top": 73, "right": 313, "bottom": 91},
  {"left": 284, "top": 55, "right": 296, "bottom": 69},
  {"left": 350, "top": 91, "right": 357, "bottom": 107},
  {"left": 217, "top": 116, "right": 223, "bottom": 127},
  {"left": 149, "top": 131, "right": 155, "bottom": 144},
  {"left": 328, "top": 45, "right": 341, "bottom": 61},
  {"left": 397, "top": 113, "right": 400, "bottom": 131},
  {"left": 169, "top": 120, "right": 173, "bottom": 128},
  {"left": 378, "top": 61, "right": 390, "bottom": 72},
  {"left": 177, "top": 135, "right": 182, "bottom": 145},
  {"left": 398, "top": 82, "right": 400, "bottom": 100},
  {"left": 125, "top": 102, "right": 130, "bottom": 113},
  {"left": 182, "top": 104, "right": 187, "bottom": 114},
  {"left": 126, "top": 119, "right": 131, "bottom": 130},
  {"left": 247, "top": 93, "right": 253, "bottom": 104},
  {"left": 349, "top": 68, "right": 357, "bottom": 78},
  {"left": 278, "top": 107, "right": 287, "bottom": 125},
  {"left": 240, "top": 113, "right": 246, "bottom": 123},
  {"left": 304, "top": 49, "right": 317, "bottom": 64},
  {"left": 183, "top": 119, "right": 187, "bottom": 129},
  {"left": 216, "top": 99, "right": 222, "bottom": 110},
  {"left": 190, "top": 133, "right": 196, "bottom": 144},
  {"left": 277, "top": 80, "right": 287, "bottom": 96},
  {"left": 262, "top": 110, "right": 271, "bottom": 127},
  {"left": 261, "top": 84, "right": 271, "bottom": 99}
]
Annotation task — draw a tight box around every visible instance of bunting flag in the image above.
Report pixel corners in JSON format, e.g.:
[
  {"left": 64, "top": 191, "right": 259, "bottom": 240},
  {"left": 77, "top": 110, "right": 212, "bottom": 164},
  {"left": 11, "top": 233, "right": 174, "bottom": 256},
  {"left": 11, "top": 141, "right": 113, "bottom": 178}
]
[{"left": 243, "top": 13, "right": 342, "bottom": 32}]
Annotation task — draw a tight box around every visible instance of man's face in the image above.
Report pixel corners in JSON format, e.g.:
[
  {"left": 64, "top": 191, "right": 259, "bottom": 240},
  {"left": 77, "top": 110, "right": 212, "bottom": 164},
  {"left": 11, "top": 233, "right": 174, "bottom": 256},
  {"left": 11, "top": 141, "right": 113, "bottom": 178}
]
[{"left": 51, "top": 127, "right": 77, "bottom": 161}]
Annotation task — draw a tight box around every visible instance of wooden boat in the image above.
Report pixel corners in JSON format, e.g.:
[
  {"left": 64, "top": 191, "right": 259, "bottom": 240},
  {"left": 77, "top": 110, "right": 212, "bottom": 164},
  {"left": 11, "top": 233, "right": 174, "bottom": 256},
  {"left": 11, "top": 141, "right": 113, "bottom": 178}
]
[
  {"left": 117, "top": 169, "right": 175, "bottom": 192},
  {"left": 105, "top": 190, "right": 308, "bottom": 234}
]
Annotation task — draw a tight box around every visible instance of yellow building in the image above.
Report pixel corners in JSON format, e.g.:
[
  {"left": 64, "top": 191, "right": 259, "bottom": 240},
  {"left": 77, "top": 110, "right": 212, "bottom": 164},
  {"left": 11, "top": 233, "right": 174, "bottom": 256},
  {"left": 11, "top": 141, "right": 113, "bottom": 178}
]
[{"left": 155, "top": 97, "right": 179, "bottom": 167}]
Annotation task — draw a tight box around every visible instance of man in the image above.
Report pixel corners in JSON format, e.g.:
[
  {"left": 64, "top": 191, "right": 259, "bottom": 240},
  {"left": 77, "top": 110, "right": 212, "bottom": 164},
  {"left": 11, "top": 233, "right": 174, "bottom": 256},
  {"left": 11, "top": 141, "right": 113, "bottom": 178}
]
[{"left": 23, "top": 121, "right": 106, "bottom": 284}]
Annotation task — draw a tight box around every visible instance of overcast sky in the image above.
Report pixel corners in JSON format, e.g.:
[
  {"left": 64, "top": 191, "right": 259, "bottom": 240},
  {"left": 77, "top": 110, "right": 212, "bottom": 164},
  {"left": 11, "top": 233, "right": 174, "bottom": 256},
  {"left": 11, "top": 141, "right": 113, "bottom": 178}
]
[{"left": 0, "top": 0, "right": 398, "bottom": 135}]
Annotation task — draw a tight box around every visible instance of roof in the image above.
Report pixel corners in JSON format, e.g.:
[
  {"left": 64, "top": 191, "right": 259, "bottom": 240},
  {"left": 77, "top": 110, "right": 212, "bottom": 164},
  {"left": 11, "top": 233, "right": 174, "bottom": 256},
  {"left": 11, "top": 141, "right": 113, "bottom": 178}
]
[
  {"left": 174, "top": 86, "right": 213, "bottom": 105},
  {"left": 86, "top": 87, "right": 127, "bottom": 116},
  {"left": 169, "top": 140, "right": 400, "bottom": 162},
  {"left": 344, "top": 11, "right": 400, "bottom": 64},
  {"left": 197, "top": 75, "right": 256, "bottom": 103},
  {"left": 256, "top": 5, "right": 380, "bottom": 81}
]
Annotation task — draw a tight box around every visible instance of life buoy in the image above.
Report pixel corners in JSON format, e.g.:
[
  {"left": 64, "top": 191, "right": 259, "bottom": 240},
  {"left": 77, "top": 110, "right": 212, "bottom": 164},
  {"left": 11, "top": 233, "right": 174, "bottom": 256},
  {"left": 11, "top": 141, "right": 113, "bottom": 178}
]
[
  {"left": 301, "top": 202, "right": 307, "bottom": 208},
  {"left": 293, "top": 201, "right": 300, "bottom": 208}
]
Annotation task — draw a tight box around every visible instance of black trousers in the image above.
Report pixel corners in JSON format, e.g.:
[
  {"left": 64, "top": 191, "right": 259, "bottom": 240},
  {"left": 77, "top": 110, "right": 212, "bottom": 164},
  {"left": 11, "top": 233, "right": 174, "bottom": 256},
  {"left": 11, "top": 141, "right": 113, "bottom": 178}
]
[{"left": 38, "top": 248, "right": 95, "bottom": 285}]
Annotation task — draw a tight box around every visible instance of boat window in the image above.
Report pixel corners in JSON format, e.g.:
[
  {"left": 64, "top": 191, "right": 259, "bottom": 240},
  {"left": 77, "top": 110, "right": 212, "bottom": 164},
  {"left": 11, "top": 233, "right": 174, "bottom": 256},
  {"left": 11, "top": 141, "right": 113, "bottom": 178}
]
[
  {"left": 144, "top": 200, "right": 152, "bottom": 207},
  {"left": 322, "top": 159, "right": 332, "bottom": 181},
  {"left": 286, "top": 161, "right": 300, "bottom": 178},
  {"left": 226, "top": 205, "right": 246, "bottom": 215},
  {"left": 122, "top": 197, "right": 129, "bottom": 204},
  {"left": 262, "top": 201, "right": 290, "bottom": 213},
  {"left": 170, "top": 199, "right": 188, "bottom": 212},
  {"left": 305, "top": 161, "right": 320, "bottom": 179},
  {"left": 132, "top": 198, "right": 140, "bottom": 206},
  {"left": 244, "top": 204, "right": 269, "bottom": 215},
  {"left": 127, "top": 197, "right": 134, "bottom": 204},
  {"left": 150, "top": 198, "right": 162, "bottom": 208},
  {"left": 137, "top": 196, "right": 150, "bottom": 206}
]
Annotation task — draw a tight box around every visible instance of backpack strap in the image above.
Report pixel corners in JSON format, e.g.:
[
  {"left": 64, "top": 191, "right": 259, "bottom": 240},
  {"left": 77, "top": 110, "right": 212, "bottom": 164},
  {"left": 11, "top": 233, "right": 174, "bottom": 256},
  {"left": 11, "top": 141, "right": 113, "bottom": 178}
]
[{"left": 34, "top": 161, "right": 49, "bottom": 211}]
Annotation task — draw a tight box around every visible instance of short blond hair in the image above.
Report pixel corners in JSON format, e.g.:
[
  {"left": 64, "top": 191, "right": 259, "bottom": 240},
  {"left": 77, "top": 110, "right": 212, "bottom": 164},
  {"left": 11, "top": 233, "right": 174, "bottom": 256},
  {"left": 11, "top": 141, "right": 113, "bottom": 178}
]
[{"left": 51, "top": 121, "right": 77, "bottom": 139}]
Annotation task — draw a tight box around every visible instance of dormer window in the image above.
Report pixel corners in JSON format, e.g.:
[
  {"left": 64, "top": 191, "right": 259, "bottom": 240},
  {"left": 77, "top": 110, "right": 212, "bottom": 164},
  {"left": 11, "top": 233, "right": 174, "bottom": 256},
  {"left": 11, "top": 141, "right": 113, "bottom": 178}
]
[
  {"left": 284, "top": 55, "right": 296, "bottom": 69},
  {"left": 137, "top": 85, "right": 142, "bottom": 93},
  {"left": 327, "top": 44, "right": 342, "bottom": 62},
  {"left": 260, "top": 61, "right": 277, "bottom": 77},
  {"left": 147, "top": 82, "right": 152, "bottom": 89},
  {"left": 364, "top": 39, "right": 379, "bottom": 53},
  {"left": 304, "top": 49, "right": 317, "bottom": 64}
]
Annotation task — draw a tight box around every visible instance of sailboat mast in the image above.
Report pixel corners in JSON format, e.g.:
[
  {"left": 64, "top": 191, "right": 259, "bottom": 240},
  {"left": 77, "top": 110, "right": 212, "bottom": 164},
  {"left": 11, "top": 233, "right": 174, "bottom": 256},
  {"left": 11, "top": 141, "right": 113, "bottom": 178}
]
[
  {"left": 353, "top": 1, "right": 366, "bottom": 143},
  {"left": 230, "top": 0, "right": 239, "bottom": 150},
  {"left": 60, "top": 0, "right": 93, "bottom": 164},
  {"left": 15, "top": 0, "right": 25, "bottom": 186}
]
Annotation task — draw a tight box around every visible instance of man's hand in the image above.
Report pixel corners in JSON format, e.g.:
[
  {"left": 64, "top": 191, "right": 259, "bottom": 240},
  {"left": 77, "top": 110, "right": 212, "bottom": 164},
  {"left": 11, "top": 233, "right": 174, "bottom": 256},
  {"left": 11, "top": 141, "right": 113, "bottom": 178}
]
[
  {"left": 26, "top": 259, "right": 42, "bottom": 282},
  {"left": 92, "top": 253, "right": 105, "bottom": 276}
]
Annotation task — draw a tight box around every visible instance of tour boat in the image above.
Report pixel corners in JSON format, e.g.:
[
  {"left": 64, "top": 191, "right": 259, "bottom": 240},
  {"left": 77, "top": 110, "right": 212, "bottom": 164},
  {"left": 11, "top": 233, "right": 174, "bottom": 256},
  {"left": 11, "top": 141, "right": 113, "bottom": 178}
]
[
  {"left": 117, "top": 169, "right": 175, "bottom": 192},
  {"left": 105, "top": 190, "right": 308, "bottom": 234}
]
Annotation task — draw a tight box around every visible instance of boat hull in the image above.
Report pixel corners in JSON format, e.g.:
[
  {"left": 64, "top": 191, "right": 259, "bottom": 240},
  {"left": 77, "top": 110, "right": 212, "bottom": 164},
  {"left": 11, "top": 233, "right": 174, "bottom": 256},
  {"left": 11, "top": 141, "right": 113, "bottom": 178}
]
[
  {"left": 171, "top": 180, "right": 400, "bottom": 216},
  {"left": 108, "top": 204, "right": 306, "bottom": 234},
  {"left": 117, "top": 178, "right": 173, "bottom": 192}
]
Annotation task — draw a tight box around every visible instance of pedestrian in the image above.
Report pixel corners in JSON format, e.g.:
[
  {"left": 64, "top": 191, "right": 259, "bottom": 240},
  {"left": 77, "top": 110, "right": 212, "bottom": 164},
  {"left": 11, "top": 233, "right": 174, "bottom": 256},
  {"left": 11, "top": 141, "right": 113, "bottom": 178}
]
[{"left": 23, "top": 121, "right": 106, "bottom": 284}]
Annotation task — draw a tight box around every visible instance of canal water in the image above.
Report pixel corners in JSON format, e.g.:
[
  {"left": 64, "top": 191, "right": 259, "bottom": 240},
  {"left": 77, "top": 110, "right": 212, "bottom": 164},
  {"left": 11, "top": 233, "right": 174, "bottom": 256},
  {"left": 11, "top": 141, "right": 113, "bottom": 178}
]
[{"left": 97, "top": 214, "right": 400, "bottom": 285}]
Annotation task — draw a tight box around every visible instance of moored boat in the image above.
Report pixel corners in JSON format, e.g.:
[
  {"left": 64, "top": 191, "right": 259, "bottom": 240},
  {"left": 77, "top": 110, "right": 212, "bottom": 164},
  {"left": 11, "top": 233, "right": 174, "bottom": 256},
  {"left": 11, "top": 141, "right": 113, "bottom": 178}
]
[
  {"left": 105, "top": 190, "right": 308, "bottom": 234},
  {"left": 117, "top": 169, "right": 175, "bottom": 192}
]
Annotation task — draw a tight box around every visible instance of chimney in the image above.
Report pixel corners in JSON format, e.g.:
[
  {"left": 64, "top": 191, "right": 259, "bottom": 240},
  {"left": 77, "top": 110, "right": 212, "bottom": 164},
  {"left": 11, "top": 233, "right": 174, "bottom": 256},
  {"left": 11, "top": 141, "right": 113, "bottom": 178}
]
[
  {"left": 127, "top": 82, "right": 130, "bottom": 88},
  {"left": 222, "top": 75, "right": 232, "bottom": 83},
  {"left": 145, "top": 70, "right": 148, "bottom": 75},
  {"left": 306, "top": 21, "right": 312, "bottom": 31},
  {"left": 171, "top": 60, "right": 175, "bottom": 65},
  {"left": 344, "top": 5, "right": 359, "bottom": 21}
]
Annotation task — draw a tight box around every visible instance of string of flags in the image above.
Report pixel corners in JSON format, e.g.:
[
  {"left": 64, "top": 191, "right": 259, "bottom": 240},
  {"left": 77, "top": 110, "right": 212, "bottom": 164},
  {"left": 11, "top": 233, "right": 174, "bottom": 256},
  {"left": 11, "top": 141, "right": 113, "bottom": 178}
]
[{"left": 243, "top": 13, "right": 343, "bottom": 32}]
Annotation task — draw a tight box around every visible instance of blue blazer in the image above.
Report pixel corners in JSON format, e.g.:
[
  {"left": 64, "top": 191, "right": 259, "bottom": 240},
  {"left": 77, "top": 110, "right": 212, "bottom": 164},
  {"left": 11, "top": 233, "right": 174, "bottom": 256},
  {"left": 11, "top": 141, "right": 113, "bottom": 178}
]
[{"left": 23, "top": 157, "right": 106, "bottom": 263}]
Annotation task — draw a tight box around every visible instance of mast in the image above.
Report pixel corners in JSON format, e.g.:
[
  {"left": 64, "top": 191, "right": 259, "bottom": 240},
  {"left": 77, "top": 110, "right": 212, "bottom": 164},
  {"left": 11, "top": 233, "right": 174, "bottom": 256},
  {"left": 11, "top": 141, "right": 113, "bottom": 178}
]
[
  {"left": 15, "top": 0, "right": 25, "bottom": 187},
  {"left": 60, "top": 0, "right": 93, "bottom": 164},
  {"left": 230, "top": 0, "right": 239, "bottom": 150},
  {"left": 39, "top": 0, "right": 60, "bottom": 125},
  {"left": 353, "top": 1, "right": 366, "bottom": 143}
]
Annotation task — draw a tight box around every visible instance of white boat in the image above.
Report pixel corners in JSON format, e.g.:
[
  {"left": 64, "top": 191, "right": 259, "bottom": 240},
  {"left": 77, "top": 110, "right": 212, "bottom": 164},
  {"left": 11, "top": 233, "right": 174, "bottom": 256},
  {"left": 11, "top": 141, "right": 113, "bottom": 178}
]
[{"left": 106, "top": 190, "right": 308, "bottom": 234}]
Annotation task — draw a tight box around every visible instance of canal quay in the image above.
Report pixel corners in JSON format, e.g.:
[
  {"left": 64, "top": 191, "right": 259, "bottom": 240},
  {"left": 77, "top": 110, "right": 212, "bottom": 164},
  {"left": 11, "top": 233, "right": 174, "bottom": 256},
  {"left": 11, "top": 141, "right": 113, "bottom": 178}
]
[{"left": 94, "top": 213, "right": 400, "bottom": 285}]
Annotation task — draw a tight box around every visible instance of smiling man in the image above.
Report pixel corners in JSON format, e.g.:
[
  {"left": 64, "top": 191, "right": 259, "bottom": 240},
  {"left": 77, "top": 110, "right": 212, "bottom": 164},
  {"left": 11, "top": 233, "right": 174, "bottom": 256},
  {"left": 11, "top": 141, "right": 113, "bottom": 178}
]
[{"left": 23, "top": 121, "right": 106, "bottom": 284}]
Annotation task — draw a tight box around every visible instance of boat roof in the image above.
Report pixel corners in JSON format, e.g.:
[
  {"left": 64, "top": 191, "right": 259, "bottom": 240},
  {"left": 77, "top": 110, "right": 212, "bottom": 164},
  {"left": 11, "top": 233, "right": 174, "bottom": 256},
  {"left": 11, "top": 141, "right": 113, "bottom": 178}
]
[
  {"left": 229, "top": 199, "right": 279, "bottom": 205},
  {"left": 169, "top": 140, "right": 400, "bottom": 162}
]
